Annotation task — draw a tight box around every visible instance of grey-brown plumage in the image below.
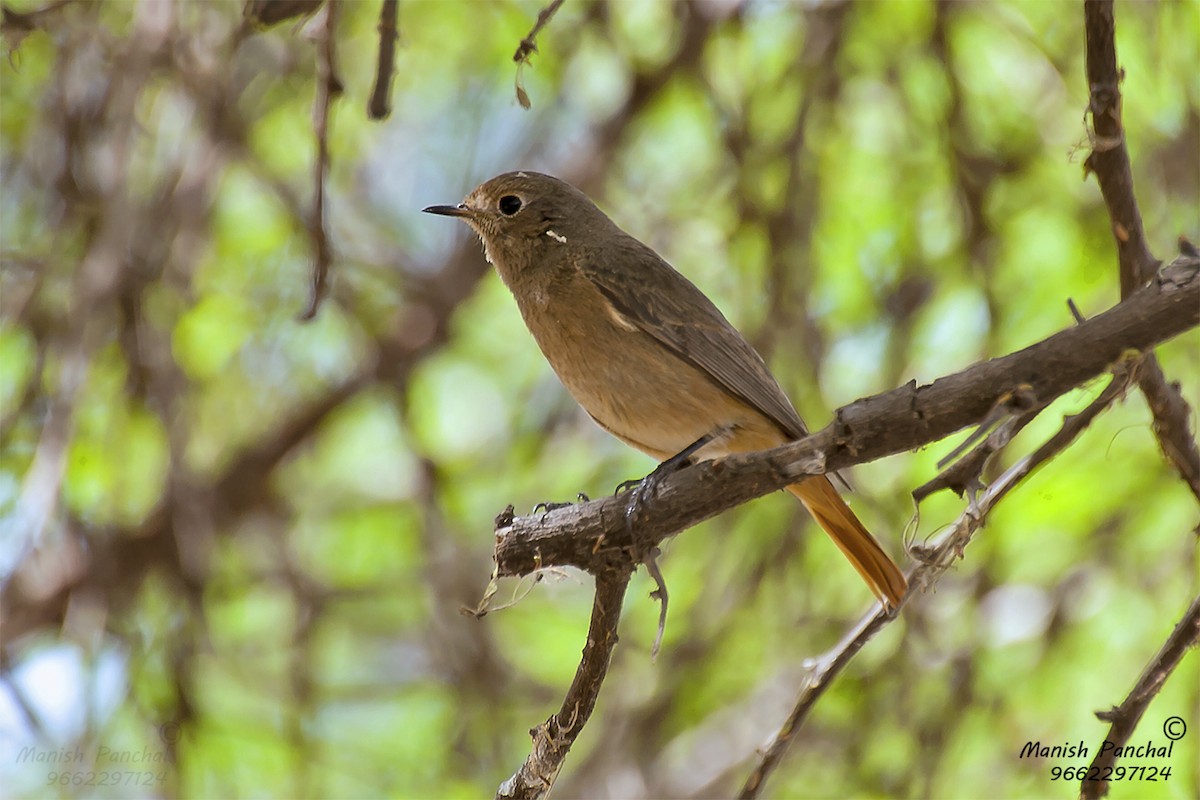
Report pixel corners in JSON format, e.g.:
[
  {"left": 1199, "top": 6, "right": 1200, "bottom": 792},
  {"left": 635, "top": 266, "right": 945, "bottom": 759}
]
[{"left": 424, "top": 171, "right": 906, "bottom": 608}]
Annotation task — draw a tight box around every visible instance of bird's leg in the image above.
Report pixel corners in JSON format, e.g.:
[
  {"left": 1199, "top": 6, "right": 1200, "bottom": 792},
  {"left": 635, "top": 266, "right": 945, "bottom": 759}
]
[
  {"left": 614, "top": 434, "right": 713, "bottom": 498},
  {"left": 616, "top": 432, "right": 714, "bottom": 542}
]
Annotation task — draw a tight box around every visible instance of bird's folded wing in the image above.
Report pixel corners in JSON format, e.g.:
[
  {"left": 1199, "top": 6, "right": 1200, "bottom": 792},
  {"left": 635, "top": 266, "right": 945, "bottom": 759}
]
[{"left": 576, "top": 237, "right": 810, "bottom": 442}]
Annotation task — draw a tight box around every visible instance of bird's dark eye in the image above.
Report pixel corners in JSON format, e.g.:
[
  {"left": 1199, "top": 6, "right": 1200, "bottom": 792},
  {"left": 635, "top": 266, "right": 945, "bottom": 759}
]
[{"left": 498, "top": 195, "right": 523, "bottom": 216}]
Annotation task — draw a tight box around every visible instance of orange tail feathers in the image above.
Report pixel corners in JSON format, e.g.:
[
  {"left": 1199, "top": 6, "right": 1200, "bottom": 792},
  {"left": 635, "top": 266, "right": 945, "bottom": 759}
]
[{"left": 788, "top": 476, "right": 907, "bottom": 609}]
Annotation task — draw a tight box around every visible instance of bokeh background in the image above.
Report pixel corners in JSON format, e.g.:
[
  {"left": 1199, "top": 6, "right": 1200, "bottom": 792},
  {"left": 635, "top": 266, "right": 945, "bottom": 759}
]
[{"left": 1, "top": 1, "right": 1197, "bottom": 798}]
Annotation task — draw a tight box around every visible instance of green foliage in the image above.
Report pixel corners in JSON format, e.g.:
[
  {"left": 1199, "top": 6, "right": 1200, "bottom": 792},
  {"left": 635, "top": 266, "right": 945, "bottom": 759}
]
[{"left": 1, "top": 1, "right": 1196, "bottom": 799}]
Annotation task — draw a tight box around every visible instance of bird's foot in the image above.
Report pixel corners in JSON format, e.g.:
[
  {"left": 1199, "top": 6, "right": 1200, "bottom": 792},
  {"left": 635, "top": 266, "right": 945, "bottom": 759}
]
[{"left": 616, "top": 433, "right": 714, "bottom": 540}]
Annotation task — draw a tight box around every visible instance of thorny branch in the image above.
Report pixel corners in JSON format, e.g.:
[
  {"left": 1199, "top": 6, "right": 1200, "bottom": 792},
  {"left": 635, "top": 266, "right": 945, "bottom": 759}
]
[
  {"left": 1071, "top": 13, "right": 1200, "bottom": 794},
  {"left": 912, "top": 383, "right": 1043, "bottom": 502},
  {"left": 1084, "top": 0, "right": 1200, "bottom": 500}
]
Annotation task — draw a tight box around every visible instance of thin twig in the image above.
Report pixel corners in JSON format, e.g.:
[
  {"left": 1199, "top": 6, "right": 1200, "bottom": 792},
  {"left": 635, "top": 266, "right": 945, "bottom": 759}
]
[
  {"left": 512, "top": 0, "right": 564, "bottom": 109},
  {"left": 367, "top": 0, "right": 398, "bottom": 120},
  {"left": 1080, "top": 593, "right": 1200, "bottom": 799},
  {"left": 915, "top": 384, "right": 1043, "bottom": 502},
  {"left": 739, "top": 355, "right": 1142, "bottom": 798},
  {"left": 513, "top": 0, "right": 564, "bottom": 63},
  {"left": 299, "top": 0, "right": 343, "bottom": 321}
]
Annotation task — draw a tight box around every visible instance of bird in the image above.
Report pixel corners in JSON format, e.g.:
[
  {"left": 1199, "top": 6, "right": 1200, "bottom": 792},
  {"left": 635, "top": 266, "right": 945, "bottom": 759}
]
[{"left": 424, "top": 171, "right": 907, "bottom": 609}]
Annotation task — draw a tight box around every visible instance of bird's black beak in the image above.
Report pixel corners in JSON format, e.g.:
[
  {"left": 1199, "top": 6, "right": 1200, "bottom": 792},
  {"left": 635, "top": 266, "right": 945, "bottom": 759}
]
[{"left": 422, "top": 203, "right": 473, "bottom": 218}]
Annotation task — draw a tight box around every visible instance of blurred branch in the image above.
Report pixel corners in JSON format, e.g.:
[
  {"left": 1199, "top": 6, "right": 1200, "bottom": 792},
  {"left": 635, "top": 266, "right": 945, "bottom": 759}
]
[
  {"left": 931, "top": 1, "right": 1033, "bottom": 353},
  {"left": 366, "top": 0, "right": 398, "bottom": 120},
  {"left": 1084, "top": 0, "right": 1200, "bottom": 501},
  {"left": 299, "top": 0, "right": 343, "bottom": 320},
  {"left": 576, "top": 2, "right": 713, "bottom": 190},
  {"left": 1, "top": 0, "right": 72, "bottom": 50},
  {"left": 497, "top": 571, "right": 632, "bottom": 800},
  {"left": 494, "top": 256, "right": 1198, "bottom": 578},
  {"left": 1080, "top": 592, "right": 1200, "bottom": 799},
  {"left": 242, "top": 0, "right": 322, "bottom": 29},
  {"left": 741, "top": 347, "right": 1143, "bottom": 798},
  {"left": 744, "top": 0, "right": 849, "bottom": 379}
]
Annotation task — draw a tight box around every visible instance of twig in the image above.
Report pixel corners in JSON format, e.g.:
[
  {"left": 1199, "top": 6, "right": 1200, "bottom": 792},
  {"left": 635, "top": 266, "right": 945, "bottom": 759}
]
[
  {"left": 1080, "top": 593, "right": 1200, "bottom": 799},
  {"left": 496, "top": 570, "right": 632, "bottom": 800},
  {"left": 1067, "top": 297, "right": 1087, "bottom": 324},
  {"left": 914, "top": 384, "right": 1043, "bottom": 502},
  {"left": 298, "top": 0, "right": 343, "bottom": 321},
  {"left": 1084, "top": 0, "right": 1200, "bottom": 500},
  {"left": 367, "top": 0, "right": 398, "bottom": 120},
  {"left": 1136, "top": 355, "right": 1200, "bottom": 499},
  {"left": 739, "top": 354, "right": 1142, "bottom": 798},
  {"left": 643, "top": 547, "right": 669, "bottom": 660},
  {"left": 512, "top": 0, "right": 564, "bottom": 109}
]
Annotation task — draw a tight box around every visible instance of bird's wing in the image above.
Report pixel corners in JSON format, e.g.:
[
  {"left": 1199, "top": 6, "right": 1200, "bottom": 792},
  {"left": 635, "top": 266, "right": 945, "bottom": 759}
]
[{"left": 576, "top": 235, "right": 809, "bottom": 441}]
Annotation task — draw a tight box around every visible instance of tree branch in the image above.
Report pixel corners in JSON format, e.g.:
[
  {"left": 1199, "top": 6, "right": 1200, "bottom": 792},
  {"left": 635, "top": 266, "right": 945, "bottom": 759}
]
[
  {"left": 486, "top": 254, "right": 1195, "bottom": 797},
  {"left": 741, "top": 343, "right": 1145, "bottom": 798},
  {"left": 1084, "top": 0, "right": 1200, "bottom": 500},
  {"left": 1084, "top": 0, "right": 1156, "bottom": 288},
  {"left": 496, "top": 570, "right": 632, "bottom": 800},
  {"left": 494, "top": 257, "right": 1198, "bottom": 578},
  {"left": 1080, "top": 592, "right": 1200, "bottom": 799}
]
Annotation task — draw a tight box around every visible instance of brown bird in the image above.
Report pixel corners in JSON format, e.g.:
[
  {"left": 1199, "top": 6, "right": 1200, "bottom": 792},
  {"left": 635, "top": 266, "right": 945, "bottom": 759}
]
[{"left": 424, "top": 171, "right": 907, "bottom": 608}]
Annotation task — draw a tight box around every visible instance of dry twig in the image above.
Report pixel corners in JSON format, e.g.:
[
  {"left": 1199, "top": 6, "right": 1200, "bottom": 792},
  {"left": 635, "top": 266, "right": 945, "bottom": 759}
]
[
  {"left": 496, "top": 571, "right": 632, "bottom": 800},
  {"left": 1080, "top": 593, "right": 1200, "bottom": 799},
  {"left": 512, "top": 0, "right": 564, "bottom": 109}
]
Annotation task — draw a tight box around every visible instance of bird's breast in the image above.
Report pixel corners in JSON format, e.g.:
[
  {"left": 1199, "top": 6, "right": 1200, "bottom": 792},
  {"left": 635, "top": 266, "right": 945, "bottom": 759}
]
[{"left": 511, "top": 272, "right": 774, "bottom": 460}]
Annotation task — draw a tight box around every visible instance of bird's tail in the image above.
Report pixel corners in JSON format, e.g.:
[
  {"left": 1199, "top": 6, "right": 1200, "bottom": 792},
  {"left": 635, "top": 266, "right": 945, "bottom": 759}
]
[{"left": 788, "top": 476, "right": 907, "bottom": 609}]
